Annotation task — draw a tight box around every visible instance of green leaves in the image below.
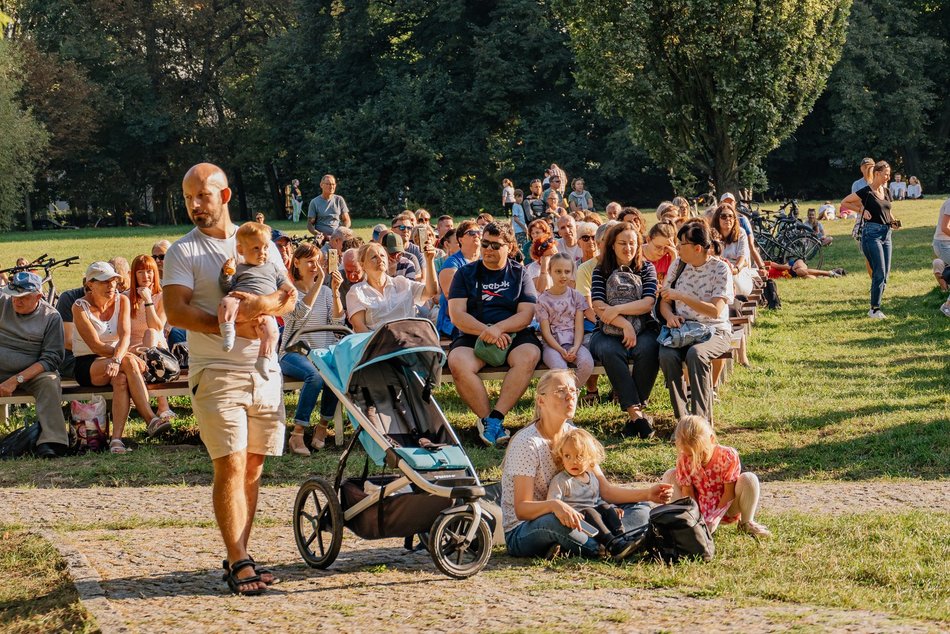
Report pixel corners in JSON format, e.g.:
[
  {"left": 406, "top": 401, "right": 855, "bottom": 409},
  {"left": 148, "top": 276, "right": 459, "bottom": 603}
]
[
  {"left": 557, "top": 0, "right": 852, "bottom": 194},
  {"left": 0, "top": 40, "right": 49, "bottom": 229}
]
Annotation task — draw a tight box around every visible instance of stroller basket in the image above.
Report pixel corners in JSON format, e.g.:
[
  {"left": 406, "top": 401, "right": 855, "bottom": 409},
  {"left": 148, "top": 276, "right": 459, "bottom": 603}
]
[{"left": 341, "top": 475, "right": 450, "bottom": 540}]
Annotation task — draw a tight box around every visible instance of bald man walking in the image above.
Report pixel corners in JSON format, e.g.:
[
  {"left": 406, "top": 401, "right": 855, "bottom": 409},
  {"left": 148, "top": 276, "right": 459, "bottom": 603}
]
[{"left": 164, "top": 163, "right": 296, "bottom": 595}]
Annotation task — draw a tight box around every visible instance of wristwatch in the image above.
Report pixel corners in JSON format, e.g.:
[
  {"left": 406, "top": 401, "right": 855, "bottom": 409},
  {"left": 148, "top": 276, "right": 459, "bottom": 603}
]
[
  {"left": 144, "top": 302, "right": 155, "bottom": 307},
  {"left": 16, "top": 374, "right": 25, "bottom": 384}
]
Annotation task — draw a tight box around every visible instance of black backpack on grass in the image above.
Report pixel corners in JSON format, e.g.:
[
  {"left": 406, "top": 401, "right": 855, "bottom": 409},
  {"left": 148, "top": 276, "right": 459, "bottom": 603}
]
[
  {"left": 0, "top": 421, "right": 40, "bottom": 460},
  {"left": 646, "top": 497, "right": 715, "bottom": 563},
  {"left": 761, "top": 279, "right": 781, "bottom": 310}
]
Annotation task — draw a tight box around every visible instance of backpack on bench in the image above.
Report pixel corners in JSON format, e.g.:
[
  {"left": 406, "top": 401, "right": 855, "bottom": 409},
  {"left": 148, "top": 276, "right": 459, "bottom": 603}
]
[{"left": 646, "top": 496, "right": 715, "bottom": 563}]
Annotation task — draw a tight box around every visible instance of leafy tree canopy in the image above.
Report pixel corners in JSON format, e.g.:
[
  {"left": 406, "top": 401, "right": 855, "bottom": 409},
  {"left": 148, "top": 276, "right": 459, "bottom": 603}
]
[{"left": 557, "top": 0, "right": 852, "bottom": 195}]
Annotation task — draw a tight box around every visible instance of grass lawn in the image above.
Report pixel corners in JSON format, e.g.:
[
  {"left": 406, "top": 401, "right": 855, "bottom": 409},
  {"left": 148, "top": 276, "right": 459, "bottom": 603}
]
[
  {"left": 1, "top": 198, "right": 946, "bottom": 486},
  {"left": 0, "top": 532, "right": 91, "bottom": 633},
  {"left": 1, "top": 199, "right": 948, "bottom": 627}
]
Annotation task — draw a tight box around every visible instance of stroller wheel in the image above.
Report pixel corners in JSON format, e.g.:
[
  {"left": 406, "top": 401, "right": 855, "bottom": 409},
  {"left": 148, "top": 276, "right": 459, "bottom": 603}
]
[
  {"left": 293, "top": 477, "right": 344, "bottom": 569},
  {"left": 428, "top": 510, "right": 492, "bottom": 579}
]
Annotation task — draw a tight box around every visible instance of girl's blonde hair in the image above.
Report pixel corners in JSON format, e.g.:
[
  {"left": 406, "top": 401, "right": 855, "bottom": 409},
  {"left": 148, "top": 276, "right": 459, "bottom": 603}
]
[
  {"left": 530, "top": 368, "right": 576, "bottom": 427},
  {"left": 552, "top": 428, "right": 605, "bottom": 473},
  {"left": 674, "top": 415, "right": 717, "bottom": 477}
]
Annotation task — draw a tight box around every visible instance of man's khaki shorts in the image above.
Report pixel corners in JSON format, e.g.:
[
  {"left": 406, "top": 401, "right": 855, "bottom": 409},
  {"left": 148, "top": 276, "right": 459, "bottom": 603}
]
[{"left": 189, "top": 368, "right": 285, "bottom": 460}]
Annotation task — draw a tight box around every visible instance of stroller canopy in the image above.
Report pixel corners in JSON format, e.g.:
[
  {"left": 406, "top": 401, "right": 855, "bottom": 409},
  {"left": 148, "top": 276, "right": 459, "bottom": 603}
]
[{"left": 307, "top": 318, "right": 446, "bottom": 397}]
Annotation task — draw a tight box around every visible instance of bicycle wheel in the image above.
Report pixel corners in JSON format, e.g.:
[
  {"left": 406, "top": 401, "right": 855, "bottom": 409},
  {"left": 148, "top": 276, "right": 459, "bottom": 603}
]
[
  {"left": 293, "top": 477, "right": 344, "bottom": 569},
  {"left": 755, "top": 234, "right": 784, "bottom": 262},
  {"left": 785, "top": 234, "right": 823, "bottom": 264}
]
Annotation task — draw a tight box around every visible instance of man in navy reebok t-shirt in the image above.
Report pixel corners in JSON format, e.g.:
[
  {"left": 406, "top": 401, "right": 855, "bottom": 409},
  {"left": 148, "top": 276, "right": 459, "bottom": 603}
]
[{"left": 447, "top": 222, "right": 541, "bottom": 447}]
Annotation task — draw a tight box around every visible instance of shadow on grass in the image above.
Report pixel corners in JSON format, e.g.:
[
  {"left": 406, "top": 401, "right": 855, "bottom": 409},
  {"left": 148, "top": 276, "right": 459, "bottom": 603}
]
[{"left": 742, "top": 418, "right": 950, "bottom": 481}]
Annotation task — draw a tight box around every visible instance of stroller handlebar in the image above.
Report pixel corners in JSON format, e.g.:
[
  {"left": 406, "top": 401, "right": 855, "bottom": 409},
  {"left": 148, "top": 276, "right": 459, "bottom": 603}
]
[{"left": 283, "top": 324, "right": 354, "bottom": 357}]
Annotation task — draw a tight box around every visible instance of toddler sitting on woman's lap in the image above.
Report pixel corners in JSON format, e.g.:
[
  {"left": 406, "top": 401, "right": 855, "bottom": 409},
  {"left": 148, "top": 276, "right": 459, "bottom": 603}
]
[{"left": 547, "top": 428, "right": 647, "bottom": 560}]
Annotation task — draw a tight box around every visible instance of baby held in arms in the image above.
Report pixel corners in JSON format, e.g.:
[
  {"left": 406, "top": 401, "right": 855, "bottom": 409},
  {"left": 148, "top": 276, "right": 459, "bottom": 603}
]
[{"left": 218, "top": 222, "right": 295, "bottom": 378}]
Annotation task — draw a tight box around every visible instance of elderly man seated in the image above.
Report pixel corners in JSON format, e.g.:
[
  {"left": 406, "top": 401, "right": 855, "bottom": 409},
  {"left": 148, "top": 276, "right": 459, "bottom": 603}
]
[
  {"left": 447, "top": 222, "right": 541, "bottom": 447},
  {"left": 0, "top": 272, "right": 67, "bottom": 458}
]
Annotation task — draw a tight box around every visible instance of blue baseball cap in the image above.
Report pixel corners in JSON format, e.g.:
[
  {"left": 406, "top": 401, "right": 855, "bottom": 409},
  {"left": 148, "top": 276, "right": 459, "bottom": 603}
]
[
  {"left": 2, "top": 271, "right": 43, "bottom": 297},
  {"left": 271, "top": 229, "right": 291, "bottom": 243}
]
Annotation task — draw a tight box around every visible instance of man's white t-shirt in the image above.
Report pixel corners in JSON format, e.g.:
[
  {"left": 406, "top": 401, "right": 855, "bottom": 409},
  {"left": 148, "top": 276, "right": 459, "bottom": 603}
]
[
  {"left": 556, "top": 239, "right": 583, "bottom": 264},
  {"left": 163, "top": 226, "right": 286, "bottom": 375},
  {"left": 935, "top": 198, "right": 950, "bottom": 244}
]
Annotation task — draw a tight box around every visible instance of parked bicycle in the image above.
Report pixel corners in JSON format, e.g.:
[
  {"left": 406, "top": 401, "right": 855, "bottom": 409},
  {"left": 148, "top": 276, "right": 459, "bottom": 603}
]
[
  {"left": 740, "top": 200, "right": 823, "bottom": 266},
  {"left": 0, "top": 255, "right": 81, "bottom": 305}
]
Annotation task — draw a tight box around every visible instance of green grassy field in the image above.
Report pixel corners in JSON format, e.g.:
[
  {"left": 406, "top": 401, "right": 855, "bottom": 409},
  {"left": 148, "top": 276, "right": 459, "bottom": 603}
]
[
  {"left": 1, "top": 198, "right": 946, "bottom": 486},
  {"left": 1, "top": 199, "right": 948, "bottom": 628}
]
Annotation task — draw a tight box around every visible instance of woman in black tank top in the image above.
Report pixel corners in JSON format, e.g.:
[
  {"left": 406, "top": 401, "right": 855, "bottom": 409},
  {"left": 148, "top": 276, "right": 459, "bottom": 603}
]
[{"left": 840, "top": 161, "right": 899, "bottom": 319}]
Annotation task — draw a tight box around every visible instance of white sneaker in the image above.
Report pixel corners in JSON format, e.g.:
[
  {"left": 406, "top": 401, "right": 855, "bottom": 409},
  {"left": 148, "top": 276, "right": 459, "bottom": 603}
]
[
  {"left": 940, "top": 303, "right": 950, "bottom": 318},
  {"left": 867, "top": 309, "right": 887, "bottom": 320}
]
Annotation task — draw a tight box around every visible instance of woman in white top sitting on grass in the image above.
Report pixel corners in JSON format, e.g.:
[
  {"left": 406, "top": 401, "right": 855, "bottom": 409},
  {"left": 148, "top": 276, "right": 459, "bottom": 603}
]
[
  {"left": 346, "top": 241, "right": 438, "bottom": 332},
  {"left": 501, "top": 369, "right": 672, "bottom": 559}
]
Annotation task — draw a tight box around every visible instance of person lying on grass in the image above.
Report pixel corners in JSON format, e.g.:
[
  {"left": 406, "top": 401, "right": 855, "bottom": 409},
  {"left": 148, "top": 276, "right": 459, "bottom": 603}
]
[
  {"left": 501, "top": 368, "right": 672, "bottom": 559},
  {"left": 662, "top": 414, "right": 771, "bottom": 538},
  {"left": 761, "top": 259, "right": 845, "bottom": 280}
]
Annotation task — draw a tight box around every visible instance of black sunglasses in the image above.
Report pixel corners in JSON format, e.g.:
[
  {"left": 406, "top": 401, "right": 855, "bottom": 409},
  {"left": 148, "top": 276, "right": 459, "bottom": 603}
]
[
  {"left": 463, "top": 229, "right": 482, "bottom": 237},
  {"left": 480, "top": 239, "right": 507, "bottom": 251},
  {"left": 152, "top": 254, "right": 165, "bottom": 261}
]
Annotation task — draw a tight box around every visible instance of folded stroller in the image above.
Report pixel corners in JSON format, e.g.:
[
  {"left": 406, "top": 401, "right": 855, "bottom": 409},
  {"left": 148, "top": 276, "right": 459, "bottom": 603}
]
[{"left": 289, "top": 319, "right": 492, "bottom": 579}]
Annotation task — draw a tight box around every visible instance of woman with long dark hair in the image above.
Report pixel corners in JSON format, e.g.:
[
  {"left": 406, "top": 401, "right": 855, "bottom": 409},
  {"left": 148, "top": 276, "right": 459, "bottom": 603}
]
[
  {"left": 588, "top": 222, "right": 660, "bottom": 438},
  {"left": 840, "top": 161, "right": 900, "bottom": 319}
]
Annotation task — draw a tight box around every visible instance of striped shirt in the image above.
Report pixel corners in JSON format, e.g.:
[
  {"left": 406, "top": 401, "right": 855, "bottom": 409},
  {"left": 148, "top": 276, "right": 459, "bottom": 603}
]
[
  {"left": 278, "top": 285, "right": 343, "bottom": 357},
  {"left": 590, "top": 261, "right": 658, "bottom": 327}
]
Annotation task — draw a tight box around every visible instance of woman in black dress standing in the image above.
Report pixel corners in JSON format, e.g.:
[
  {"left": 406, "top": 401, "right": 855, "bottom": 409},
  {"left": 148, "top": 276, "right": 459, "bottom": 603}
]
[{"left": 840, "top": 161, "right": 899, "bottom": 319}]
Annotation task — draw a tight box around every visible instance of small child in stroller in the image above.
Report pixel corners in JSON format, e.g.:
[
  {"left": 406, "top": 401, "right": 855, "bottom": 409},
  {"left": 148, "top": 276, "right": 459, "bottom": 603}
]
[{"left": 547, "top": 428, "right": 647, "bottom": 560}]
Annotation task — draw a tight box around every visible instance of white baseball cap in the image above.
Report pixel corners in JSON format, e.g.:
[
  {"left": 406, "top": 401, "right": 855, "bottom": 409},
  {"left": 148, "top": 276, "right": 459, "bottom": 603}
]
[
  {"left": 85, "top": 261, "right": 120, "bottom": 282},
  {"left": 719, "top": 192, "right": 737, "bottom": 203}
]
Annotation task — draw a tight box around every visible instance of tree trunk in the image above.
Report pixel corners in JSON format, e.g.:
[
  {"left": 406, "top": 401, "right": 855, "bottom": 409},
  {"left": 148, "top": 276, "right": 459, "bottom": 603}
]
[
  {"left": 23, "top": 191, "right": 33, "bottom": 231},
  {"left": 711, "top": 138, "right": 741, "bottom": 198},
  {"left": 266, "top": 162, "right": 284, "bottom": 217},
  {"left": 233, "top": 167, "right": 250, "bottom": 221}
]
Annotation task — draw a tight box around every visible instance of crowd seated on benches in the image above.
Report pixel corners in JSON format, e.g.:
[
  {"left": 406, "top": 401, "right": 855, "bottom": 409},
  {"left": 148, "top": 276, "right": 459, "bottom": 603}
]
[{"left": 1, "top": 163, "right": 783, "bottom": 459}]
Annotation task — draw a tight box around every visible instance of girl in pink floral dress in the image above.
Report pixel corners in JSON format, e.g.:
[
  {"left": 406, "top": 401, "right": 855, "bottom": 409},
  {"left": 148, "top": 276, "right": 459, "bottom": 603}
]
[{"left": 662, "top": 415, "right": 771, "bottom": 538}]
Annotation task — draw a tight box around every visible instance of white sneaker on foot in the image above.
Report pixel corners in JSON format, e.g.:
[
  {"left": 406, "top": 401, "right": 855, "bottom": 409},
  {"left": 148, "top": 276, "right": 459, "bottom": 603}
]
[
  {"left": 867, "top": 309, "right": 887, "bottom": 320},
  {"left": 941, "top": 303, "right": 950, "bottom": 317}
]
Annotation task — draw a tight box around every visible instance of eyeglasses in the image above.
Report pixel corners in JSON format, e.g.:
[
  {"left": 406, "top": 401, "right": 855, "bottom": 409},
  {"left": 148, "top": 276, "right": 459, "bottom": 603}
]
[
  {"left": 395, "top": 225, "right": 412, "bottom": 231},
  {"left": 480, "top": 240, "right": 507, "bottom": 251},
  {"left": 579, "top": 235, "right": 595, "bottom": 242},
  {"left": 545, "top": 386, "right": 579, "bottom": 399},
  {"left": 720, "top": 214, "right": 735, "bottom": 219},
  {"left": 152, "top": 254, "right": 165, "bottom": 261},
  {"left": 463, "top": 230, "right": 482, "bottom": 237}
]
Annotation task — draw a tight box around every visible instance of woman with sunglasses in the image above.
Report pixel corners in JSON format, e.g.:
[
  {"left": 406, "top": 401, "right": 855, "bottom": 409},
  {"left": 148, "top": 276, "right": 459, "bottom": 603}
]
[
  {"left": 501, "top": 369, "right": 672, "bottom": 559},
  {"left": 436, "top": 221, "right": 481, "bottom": 337},
  {"left": 588, "top": 222, "right": 661, "bottom": 439},
  {"left": 447, "top": 222, "right": 542, "bottom": 447},
  {"left": 657, "top": 220, "right": 735, "bottom": 421},
  {"left": 711, "top": 204, "right": 756, "bottom": 297}
]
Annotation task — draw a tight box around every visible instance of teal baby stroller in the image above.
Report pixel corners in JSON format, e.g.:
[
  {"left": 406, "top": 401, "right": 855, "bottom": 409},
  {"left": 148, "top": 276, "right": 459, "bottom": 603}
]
[{"left": 289, "top": 319, "right": 493, "bottom": 579}]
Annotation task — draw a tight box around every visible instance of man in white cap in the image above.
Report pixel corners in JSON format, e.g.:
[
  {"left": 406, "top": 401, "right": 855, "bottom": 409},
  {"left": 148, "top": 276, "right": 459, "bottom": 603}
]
[
  {"left": 852, "top": 158, "right": 875, "bottom": 194},
  {"left": 0, "top": 271, "right": 67, "bottom": 458}
]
